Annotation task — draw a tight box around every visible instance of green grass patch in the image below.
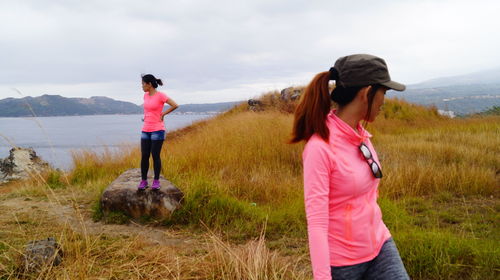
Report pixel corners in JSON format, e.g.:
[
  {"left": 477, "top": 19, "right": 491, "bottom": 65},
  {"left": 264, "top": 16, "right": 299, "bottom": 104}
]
[
  {"left": 91, "top": 199, "right": 130, "bottom": 225},
  {"left": 45, "top": 170, "right": 67, "bottom": 189},
  {"left": 0, "top": 242, "right": 7, "bottom": 254},
  {"left": 164, "top": 177, "right": 268, "bottom": 239},
  {"left": 396, "top": 230, "right": 499, "bottom": 280}
]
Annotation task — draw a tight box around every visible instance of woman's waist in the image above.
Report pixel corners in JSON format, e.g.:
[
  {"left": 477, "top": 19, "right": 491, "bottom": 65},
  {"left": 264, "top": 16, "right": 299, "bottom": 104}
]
[
  {"left": 328, "top": 195, "right": 382, "bottom": 224},
  {"left": 142, "top": 120, "right": 164, "bottom": 130},
  {"left": 143, "top": 119, "right": 164, "bottom": 124},
  {"left": 143, "top": 115, "right": 163, "bottom": 123}
]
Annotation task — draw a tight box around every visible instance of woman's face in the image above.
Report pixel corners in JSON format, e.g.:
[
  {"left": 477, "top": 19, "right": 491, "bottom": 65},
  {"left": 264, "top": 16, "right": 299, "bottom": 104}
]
[
  {"left": 366, "top": 87, "right": 388, "bottom": 122},
  {"left": 142, "top": 81, "right": 152, "bottom": 92}
]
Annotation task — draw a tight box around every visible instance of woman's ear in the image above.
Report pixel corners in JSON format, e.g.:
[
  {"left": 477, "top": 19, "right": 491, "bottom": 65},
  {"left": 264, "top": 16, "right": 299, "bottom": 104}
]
[{"left": 358, "top": 86, "right": 371, "bottom": 104}]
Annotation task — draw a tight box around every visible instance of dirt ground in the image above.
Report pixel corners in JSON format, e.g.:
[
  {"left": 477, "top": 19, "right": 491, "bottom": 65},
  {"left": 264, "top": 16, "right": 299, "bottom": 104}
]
[{"left": 0, "top": 193, "right": 201, "bottom": 247}]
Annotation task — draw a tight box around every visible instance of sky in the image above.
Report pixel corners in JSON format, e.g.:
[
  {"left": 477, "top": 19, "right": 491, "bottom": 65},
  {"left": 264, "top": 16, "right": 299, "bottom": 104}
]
[{"left": 1, "top": 0, "right": 499, "bottom": 105}]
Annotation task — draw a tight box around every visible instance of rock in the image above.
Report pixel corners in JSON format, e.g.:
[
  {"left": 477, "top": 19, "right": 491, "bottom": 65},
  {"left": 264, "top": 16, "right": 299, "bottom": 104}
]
[
  {"left": 100, "top": 168, "right": 184, "bottom": 220},
  {"left": 280, "top": 87, "right": 293, "bottom": 101},
  {"left": 248, "top": 99, "right": 263, "bottom": 111},
  {"left": 291, "top": 89, "right": 302, "bottom": 100},
  {"left": 247, "top": 99, "right": 262, "bottom": 106},
  {"left": 280, "top": 87, "right": 302, "bottom": 101},
  {"left": 20, "top": 237, "right": 63, "bottom": 273},
  {"left": 0, "top": 147, "right": 50, "bottom": 184}
]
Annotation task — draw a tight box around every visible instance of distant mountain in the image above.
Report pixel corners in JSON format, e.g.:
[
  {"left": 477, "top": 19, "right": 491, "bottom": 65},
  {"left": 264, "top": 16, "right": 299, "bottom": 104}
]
[
  {"left": 0, "top": 95, "right": 142, "bottom": 117},
  {"left": 388, "top": 68, "right": 500, "bottom": 115},
  {"left": 0, "top": 95, "right": 242, "bottom": 117},
  {"left": 410, "top": 68, "right": 500, "bottom": 89}
]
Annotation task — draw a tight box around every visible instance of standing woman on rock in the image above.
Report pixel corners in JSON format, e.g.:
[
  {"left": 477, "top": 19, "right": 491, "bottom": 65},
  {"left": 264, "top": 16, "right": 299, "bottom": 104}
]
[
  {"left": 138, "top": 74, "right": 178, "bottom": 190},
  {"left": 291, "top": 54, "right": 409, "bottom": 280}
]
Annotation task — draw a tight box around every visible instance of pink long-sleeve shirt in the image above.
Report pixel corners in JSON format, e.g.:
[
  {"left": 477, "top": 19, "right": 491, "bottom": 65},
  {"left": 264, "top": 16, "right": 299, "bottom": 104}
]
[{"left": 302, "top": 110, "right": 391, "bottom": 280}]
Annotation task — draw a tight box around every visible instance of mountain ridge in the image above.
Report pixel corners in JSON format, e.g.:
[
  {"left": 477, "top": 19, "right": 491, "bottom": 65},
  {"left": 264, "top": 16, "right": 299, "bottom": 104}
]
[
  {"left": 0, "top": 95, "right": 241, "bottom": 117},
  {"left": 409, "top": 68, "right": 500, "bottom": 89},
  {"left": 388, "top": 68, "right": 500, "bottom": 115}
]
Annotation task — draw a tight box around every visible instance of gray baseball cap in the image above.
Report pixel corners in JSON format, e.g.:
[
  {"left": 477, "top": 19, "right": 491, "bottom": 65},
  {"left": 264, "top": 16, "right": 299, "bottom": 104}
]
[{"left": 331, "top": 54, "right": 406, "bottom": 91}]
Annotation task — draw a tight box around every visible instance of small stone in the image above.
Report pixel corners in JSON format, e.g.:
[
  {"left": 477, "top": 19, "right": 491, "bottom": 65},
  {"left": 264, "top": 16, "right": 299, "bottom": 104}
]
[{"left": 20, "top": 237, "right": 63, "bottom": 273}]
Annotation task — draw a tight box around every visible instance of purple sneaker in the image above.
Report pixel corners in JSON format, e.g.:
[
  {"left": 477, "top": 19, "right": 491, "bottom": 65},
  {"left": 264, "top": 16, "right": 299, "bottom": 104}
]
[
  {"left": 137, "top": 180, "right": 148, "bottom": 190},
  {"left": 151, "top": 179, "right": 161, "bottom": 190}
]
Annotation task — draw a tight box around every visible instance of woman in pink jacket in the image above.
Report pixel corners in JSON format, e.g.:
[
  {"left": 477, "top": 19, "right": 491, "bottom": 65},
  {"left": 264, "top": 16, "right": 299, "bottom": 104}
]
[
  {"left": 138, "top": 74, "right": 178, "bottom": 190},
  {"left": 291, "top": 54, "right": 409, "bottom": 280}
]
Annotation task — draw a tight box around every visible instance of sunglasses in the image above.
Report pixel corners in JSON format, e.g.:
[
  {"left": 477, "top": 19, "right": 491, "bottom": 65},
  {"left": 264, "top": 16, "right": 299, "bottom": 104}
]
[{"left": 359, "top": 143, "right": 383, "bottom": 178}]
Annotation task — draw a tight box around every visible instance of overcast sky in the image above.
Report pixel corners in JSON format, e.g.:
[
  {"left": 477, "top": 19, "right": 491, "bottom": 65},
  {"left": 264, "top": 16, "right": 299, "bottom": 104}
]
[{"left": 1, "top": 0, "right": 499, "bottom": 104}]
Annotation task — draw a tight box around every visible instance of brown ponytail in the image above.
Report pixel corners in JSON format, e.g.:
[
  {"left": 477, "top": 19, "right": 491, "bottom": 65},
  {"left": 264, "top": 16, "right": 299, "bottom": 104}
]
[{"left": 290, "top": 72, "right": 331, "bottom": 143}]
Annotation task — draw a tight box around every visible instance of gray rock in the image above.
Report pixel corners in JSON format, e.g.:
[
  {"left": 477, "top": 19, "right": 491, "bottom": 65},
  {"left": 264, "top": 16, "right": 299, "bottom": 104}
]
[
  {"left": 0, "top": 147, "right": 50, "bottom": 184},
  {"left": 291, "top": 89, "right": 302, "bottom": 100},
  {"left": 280, "top": 87, "right": 302, "bottom": 101},
  {"left": 100, "top": 168, "right": 184, "bottom": 219},
  {"left": 21, "top": 237, "right": 63, "bottom": 273},
  {"left": 280, "top": 87, "right": 294, "bottom": 101},
  {"left": 248, "top": 99, "right": 263, "bottom": 112},
  {"left": 247, "top": 99, "right": 262, "bottom": 106}
]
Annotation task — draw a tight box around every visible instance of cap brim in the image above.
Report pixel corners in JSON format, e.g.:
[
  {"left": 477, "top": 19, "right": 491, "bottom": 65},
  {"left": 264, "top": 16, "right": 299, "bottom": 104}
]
[{"left": 381, "top": 80, "right": 406, "bottom": 91}]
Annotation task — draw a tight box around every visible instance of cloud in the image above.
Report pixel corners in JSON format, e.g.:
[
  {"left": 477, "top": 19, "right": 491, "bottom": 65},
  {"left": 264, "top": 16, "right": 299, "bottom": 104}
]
[{"left": 0, "top": 0, "right": 499, "bottom": 103}]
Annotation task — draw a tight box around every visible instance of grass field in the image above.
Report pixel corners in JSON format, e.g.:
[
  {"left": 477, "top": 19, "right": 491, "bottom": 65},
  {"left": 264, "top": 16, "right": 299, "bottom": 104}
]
[{"left": 0, "top": 93, "right": 499, "bottom": 279}]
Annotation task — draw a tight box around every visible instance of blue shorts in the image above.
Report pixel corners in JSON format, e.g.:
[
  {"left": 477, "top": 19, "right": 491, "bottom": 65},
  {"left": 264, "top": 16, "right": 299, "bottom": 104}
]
[{"left": 141, "top": 130, "right": 165, "bottom": 141}]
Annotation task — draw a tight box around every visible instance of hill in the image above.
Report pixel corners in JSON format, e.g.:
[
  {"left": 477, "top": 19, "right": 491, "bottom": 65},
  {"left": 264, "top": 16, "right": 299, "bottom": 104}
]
[
  {"left": 0, "top": 95, "right": 243, "bottom": 117},
  {"left": 0, "top": 91, "right": 498, "bottom": 279},
  {"left": 0, "top": 95, "right": 142, "bottom": 117},
  {"left": 410, "top": 68, "right": 500, "bottom": 88},
  {"left": 388, "top": 68, "right": 500, "bottom": 115}
]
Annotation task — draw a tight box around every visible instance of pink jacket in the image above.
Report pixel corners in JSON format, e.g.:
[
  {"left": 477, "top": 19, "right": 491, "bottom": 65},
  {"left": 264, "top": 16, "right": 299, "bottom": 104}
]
[{"left": 302, "top": 110, "right": 391, "bottom": 280}]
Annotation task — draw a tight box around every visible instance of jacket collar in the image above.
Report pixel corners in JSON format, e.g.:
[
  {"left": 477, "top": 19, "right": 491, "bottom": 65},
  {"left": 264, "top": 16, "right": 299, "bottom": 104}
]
[{"left": 327, "top": 109, "right": 372, "bottom": 145}]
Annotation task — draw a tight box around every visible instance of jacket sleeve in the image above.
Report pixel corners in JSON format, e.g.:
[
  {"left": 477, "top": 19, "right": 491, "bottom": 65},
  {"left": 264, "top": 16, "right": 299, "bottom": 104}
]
[{"left": 303, "top": 140, "right": 332, "bottom": 280}]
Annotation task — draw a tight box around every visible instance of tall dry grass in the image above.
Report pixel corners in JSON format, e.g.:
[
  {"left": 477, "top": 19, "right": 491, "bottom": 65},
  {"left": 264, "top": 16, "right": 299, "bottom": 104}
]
[
  {"left": 205, "top": 227, "right": 309, "bottom": 280},
  {"left": 375, "top": 116, "right": 500, "bottom": 197},
  {"left": 1, "top": 169, "right": 305, "bottom": 279}
]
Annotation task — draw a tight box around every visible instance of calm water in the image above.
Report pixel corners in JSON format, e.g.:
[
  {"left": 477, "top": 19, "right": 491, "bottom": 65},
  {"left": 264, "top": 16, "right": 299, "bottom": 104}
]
[{"left": 0, "top": 114, "right": 212, "bottom": 170}]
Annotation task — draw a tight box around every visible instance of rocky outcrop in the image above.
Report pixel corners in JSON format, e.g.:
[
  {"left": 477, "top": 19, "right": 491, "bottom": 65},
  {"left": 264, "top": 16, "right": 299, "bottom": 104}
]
[
  {"left": 100, "top": 169, "right": 184, "bottom": 220},
  {"left": 248, "top": 99, "right": 263, "bottom": 111},
  {"left": 0, "top": 147, "right": 50, "bottom": 184},
  {"left": 280, "top": 87, "right": 302, "bottom": 101},
  {"left": 20, "top": 237, "right": 63, "bottom": 273}
]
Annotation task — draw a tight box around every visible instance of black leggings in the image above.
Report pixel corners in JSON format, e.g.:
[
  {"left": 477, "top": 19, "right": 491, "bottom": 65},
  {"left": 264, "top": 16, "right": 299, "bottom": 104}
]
[{"left": 140, "top": 139, "right": 164, "bottom": 180}]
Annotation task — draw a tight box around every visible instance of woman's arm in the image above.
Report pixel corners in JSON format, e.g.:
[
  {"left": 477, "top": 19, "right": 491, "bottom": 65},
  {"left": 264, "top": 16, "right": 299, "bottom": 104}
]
[
  {"left": 303, "top": 139, "right": 332, "bottom": 280},
  {"left": 161, "top": 98, "right": 179, "bottom": 120}
]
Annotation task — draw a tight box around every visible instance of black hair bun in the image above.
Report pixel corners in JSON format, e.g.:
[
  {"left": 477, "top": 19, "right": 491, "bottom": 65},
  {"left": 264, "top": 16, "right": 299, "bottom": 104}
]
[{"left": 329, "top": 67, "right": 339, "bottom": 81}]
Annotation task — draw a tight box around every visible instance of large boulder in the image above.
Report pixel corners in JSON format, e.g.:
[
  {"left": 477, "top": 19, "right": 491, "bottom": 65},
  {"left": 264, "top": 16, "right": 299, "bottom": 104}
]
[
  {"left": 0, "top": 147, "right": 50, "bottom": 184},
  {"left": 100, "top": 168, "right": 184, "bottom": 220}
]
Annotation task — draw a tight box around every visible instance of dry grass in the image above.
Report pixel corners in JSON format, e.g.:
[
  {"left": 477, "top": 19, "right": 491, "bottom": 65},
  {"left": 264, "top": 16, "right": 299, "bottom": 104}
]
[
  {"left": 375, "top": 116, "right": 500, "bottom": 197},
  {"left": 1, "top": 92, "right": 499, "bottom": 279},
  {"left": 0, "top": 197, "right": 306, "bottom": 280}
]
